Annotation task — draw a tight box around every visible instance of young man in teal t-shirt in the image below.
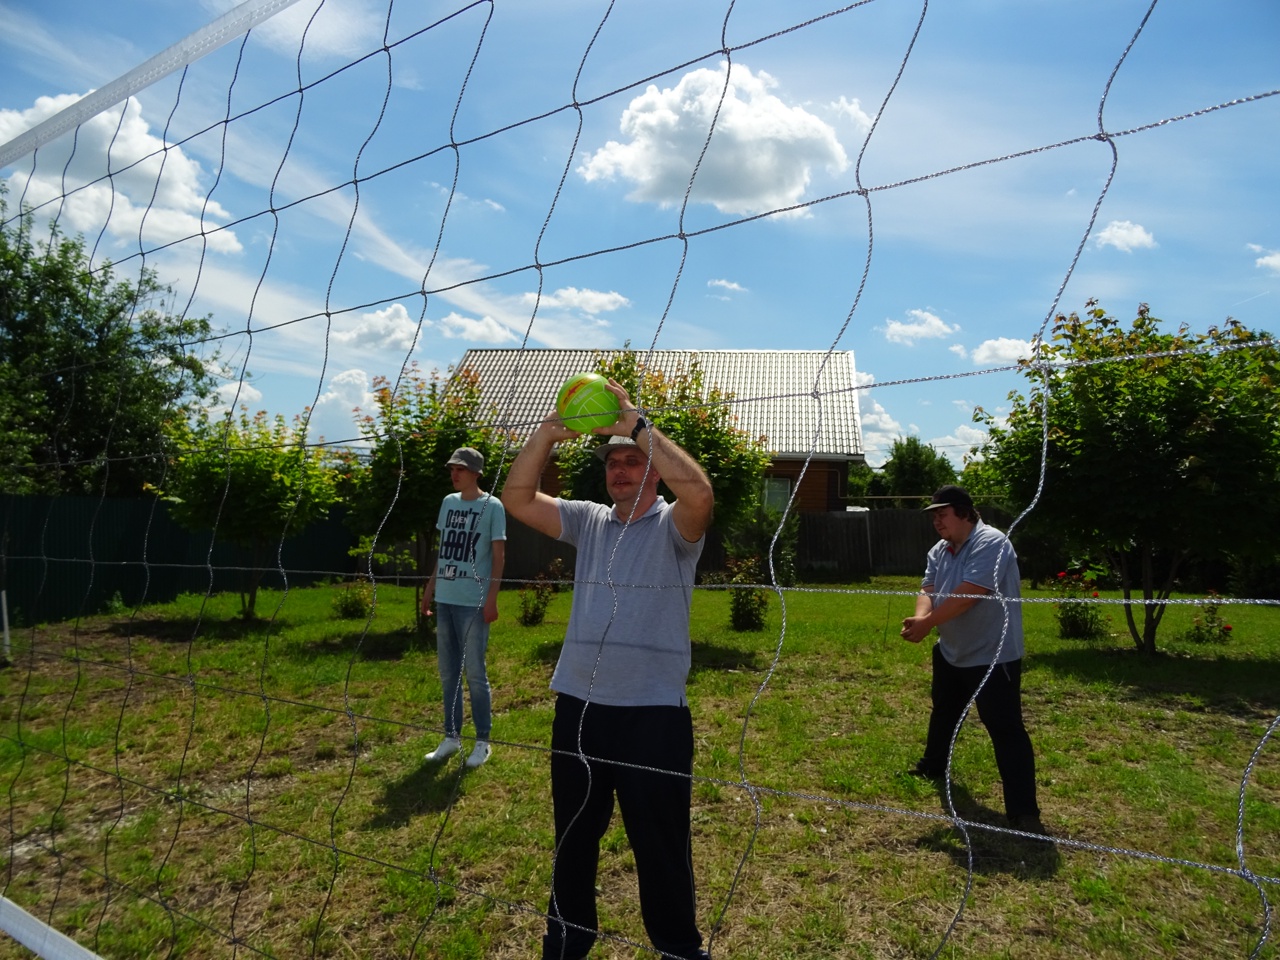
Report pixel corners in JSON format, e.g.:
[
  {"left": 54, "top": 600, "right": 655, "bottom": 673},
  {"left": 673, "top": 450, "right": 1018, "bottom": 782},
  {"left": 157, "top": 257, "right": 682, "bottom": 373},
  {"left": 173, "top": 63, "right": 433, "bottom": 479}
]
[{"left": 421, "top": 447, "right": 506, "bottom": 769}]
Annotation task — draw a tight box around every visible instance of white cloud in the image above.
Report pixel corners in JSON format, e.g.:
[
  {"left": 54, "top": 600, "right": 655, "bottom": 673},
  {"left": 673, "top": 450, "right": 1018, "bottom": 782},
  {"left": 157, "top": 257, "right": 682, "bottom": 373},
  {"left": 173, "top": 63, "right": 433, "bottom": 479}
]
[
  {"left": 202, "top": 0, "right": 384, "bottom": 61},
  {"left": 437, "top": 312, "right": 519, "bottom": 343},
  {"left": 425, "top": 180, "right": 506, "bottom": 214},
  {"left": 883, "top": 309, "right": 959, "bottom": 345},
  {"left": 1095, "top": 219, "right": 1156, "bottom": 252},
  {"left": 303, "top": 368, "right": 375, "bottom": 447},
  {"left": 850, "top": 371, "right": 901, "bottom": 467},
  {"left": 949, "top": 344, "right": 968, "bottom": 360},
  {"left": 925, "top": 422, "right": 988, "bottom": 469},
  {"left": 578, "top": 62, "right": 848, "bottom": 217},
  {"left": 971, "top": 337, "right": 1031, "bottom": 365},
  {"left": 1248, "top": 243, "right": 1280, "bottom": 276},
  {"left": 332, "top": 303, "right": 424, "bottom": 351},
  {"left": 525, "top": 286, "right": 630, "bottom": 314},
  {"left": 0, "top": 94, "right": 241, "bottom": 256},
  {"left": 858, "top": 395, "right": 903, "bottom": 468},
  {"left": 708, "top": 278, "right": 746, "bottom": 293},
  {"left": 211, "top": 380, "right": 263, "bottom": 417},
  {"left": 830, "top": 95, "right": 874, "bottom": 132}
]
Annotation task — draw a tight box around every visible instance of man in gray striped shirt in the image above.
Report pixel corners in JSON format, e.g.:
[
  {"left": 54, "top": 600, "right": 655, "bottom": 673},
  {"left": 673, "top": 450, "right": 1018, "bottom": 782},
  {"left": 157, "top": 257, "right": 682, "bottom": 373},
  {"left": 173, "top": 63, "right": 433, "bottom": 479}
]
[{"left": 503, "top": 378, "right": 715, "bottom": 960}]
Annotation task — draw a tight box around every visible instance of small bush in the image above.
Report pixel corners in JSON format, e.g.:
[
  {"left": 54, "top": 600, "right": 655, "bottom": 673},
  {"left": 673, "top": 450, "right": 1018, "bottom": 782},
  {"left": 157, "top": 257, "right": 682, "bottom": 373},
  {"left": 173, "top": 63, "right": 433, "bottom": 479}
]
[
  {"left": 1051, "top": 568, "right": 1107, "bottom": 640},
  {"left": 518, "top": 576, "right": 554, "bottom": 626},
  {"left": 1181, "top": 590, "right": 1234, "bottom": 644},
  {"left": 726, "top": 556, "right": 768, "bottom": 632},
  {"left": 332, "top": 581, "right": 374, "bottom": 620},
  {"left": 545, "top": 557, "right": 569, "bottom": 592}
]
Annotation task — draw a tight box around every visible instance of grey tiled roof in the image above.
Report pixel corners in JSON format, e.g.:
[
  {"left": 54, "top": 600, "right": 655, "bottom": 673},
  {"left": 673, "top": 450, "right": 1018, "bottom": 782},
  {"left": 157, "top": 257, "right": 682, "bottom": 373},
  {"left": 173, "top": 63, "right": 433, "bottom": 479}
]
[{"left": 455, "top": 348, "right": 864, "bottom": 461}]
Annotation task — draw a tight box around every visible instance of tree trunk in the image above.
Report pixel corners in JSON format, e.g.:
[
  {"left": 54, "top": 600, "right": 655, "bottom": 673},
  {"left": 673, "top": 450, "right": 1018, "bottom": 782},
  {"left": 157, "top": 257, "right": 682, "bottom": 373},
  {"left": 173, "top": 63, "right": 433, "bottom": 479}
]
[
  {"left": 1110, "top": 544, "right": 1184, "bottom": 655},
  {"left": 241, "top": 541, "right": 268, "bottom": 620}
]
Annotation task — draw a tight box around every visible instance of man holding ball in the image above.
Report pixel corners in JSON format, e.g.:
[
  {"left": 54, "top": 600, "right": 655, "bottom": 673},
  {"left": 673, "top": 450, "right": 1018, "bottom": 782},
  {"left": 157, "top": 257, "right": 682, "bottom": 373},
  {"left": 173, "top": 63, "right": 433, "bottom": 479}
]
[{"left": 502, "top": 377, "right": 715, "bottom": 960}]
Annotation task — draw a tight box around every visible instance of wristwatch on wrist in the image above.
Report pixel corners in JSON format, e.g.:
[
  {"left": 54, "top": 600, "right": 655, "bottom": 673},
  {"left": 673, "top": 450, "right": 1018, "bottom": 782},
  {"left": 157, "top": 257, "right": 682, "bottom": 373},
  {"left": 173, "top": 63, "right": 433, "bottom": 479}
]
[{"left": 630, "top": 415, "right": 649, "bottom": 441}]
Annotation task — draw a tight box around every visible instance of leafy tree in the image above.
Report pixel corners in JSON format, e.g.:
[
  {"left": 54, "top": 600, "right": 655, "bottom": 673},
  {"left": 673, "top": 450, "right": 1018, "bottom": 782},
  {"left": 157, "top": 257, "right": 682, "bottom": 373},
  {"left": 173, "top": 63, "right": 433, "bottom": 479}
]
[
  {"left": 158, "top": 408, "right": 339, "bottom": 619},
  {"left": 974, "top": 302, "right": 1280, "bottom": 654},
  {"left": 869, "top": 436, "right": 957, "bottom": 508},
  {"left": 845, "top": 461, "right": 877, "bottom": 507},
  {"left": 556, "top": 350, "right": 771, "bottom": 531},
  {"left": 0, "top": 189, "right": 219, "bottom": 496},
  {"left": 344, "top": 364, "right": 512, "bottom": 614},
  {"left": 958, "top": 457, "right": 1061, "bottom": 587}
]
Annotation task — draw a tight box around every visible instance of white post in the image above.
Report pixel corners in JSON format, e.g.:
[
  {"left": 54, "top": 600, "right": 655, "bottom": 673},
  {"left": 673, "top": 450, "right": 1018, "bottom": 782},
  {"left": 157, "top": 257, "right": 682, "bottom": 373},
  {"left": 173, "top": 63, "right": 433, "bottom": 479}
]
[{"left": 0, "top": 896, "right": 103, "bottom": 959}]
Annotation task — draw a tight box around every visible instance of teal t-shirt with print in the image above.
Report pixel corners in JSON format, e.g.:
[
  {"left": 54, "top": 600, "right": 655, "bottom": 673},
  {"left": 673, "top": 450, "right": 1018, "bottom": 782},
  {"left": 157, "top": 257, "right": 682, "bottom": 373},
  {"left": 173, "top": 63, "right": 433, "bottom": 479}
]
[{"left": 434, "top": 492, "right": 506, "bottom": 607}]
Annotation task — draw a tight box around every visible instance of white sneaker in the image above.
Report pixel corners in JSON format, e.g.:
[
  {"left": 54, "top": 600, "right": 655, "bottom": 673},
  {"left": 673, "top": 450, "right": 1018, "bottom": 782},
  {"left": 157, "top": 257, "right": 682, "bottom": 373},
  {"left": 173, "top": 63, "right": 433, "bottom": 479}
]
[
  {"left": 465, "top": 741, "right": 491, "bottom": 768},
  {"left": 425, "top": 736, "right": 461, "bottom": 762}
]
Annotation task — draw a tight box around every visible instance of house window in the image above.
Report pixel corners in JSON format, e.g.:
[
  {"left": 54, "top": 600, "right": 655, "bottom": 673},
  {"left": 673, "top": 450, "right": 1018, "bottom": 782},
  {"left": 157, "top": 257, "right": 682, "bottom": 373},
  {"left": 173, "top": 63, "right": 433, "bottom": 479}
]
[{"left": 763, "top": 476, "right": 791, "bottom": 512}]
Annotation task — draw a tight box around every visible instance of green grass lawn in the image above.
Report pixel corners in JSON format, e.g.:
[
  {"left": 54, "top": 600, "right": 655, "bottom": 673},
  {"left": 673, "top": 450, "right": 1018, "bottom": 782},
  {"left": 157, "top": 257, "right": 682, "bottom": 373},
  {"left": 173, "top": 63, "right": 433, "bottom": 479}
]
[{"left": 0, "top": 579, "right": 1276, "bottom": 959}]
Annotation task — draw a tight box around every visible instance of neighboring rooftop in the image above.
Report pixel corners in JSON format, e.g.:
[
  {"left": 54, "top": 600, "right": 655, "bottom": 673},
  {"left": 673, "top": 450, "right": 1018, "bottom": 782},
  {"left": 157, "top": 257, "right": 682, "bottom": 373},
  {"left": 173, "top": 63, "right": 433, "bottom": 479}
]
[{"left": 456, "top": 348, "right": 864, "bottom": 462}]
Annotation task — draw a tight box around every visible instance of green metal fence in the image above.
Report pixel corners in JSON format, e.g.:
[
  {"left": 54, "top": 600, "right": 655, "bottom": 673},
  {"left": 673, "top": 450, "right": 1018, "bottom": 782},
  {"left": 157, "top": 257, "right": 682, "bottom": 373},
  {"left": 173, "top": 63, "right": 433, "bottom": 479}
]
[{"left": 0, "top": 496, "right": 359, "bottom": 626}]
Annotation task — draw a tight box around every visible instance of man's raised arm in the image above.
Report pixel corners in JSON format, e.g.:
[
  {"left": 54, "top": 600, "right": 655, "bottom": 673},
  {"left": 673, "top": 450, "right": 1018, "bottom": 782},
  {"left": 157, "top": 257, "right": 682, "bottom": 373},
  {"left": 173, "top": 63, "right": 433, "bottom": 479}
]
[{"left": 500, "top": 413, "right": 573, "bottom": 539}]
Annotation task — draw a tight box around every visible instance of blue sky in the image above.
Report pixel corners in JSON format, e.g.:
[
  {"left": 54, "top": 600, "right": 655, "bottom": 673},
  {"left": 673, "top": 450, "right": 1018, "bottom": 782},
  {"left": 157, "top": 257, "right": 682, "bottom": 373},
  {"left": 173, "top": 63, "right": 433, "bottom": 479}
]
[{"left": 2, "top": 0, "right": 1277, "bottom": 467}]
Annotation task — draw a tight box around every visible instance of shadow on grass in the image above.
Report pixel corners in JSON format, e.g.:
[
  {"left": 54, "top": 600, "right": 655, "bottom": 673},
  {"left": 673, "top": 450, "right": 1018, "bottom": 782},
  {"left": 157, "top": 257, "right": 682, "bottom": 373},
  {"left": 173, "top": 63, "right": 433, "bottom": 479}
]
[
  {"left": 1035, "top": 647, "right": 1280, "bottom": 715},
  {"left": 528, "top": 639, "right": 768, "bottom": 673},
  {"left": 365, "top": 758, "right": 474, "bottom": 827},
  {"left": 108, "top": 615, "right": 436, "bottom": 661},
  {"left": 300, "top": 627, "right": 429, "bottom": 661},
  {"left": 690, "top": 641, "right": 769, "bottom": 675},
  {"left": 914, "top": 780, "right": 1062, "bottom": 879},
  {"left": 109, "top": 616, "right": 269, "bottom": 643}
]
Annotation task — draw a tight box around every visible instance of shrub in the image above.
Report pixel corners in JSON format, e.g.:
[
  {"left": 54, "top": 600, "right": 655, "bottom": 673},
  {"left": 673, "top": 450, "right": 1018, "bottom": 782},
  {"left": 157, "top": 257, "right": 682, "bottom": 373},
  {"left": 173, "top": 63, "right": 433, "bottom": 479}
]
[
  {"left": 724, "top": 498, "right": 798, "bottom": 588},
  {"left": 727, "top": 556, "right": 768, "bottom": 632},
  {"left": 332, "top": 581, "right": 374, "bottom": 620},
  {"left": 1051, "top": 568, "right": 1106, "bottom": 640},
  {"left": 1181, "top": 590, "right": 1234, "bottom": 644},
  {"left": 518, "top": 575, "right": 554, "bottom": 626},
  {"left": 545, "top": 557, "right": 569, "bottom": 592}
]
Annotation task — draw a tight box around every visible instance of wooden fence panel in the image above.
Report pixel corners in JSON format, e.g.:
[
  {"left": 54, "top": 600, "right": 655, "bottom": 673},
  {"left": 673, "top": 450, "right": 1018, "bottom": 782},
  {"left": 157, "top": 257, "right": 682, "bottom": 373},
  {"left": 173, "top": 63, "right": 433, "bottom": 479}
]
[{"left": 796, "top": 509, "right": 937, "bottom": 580}]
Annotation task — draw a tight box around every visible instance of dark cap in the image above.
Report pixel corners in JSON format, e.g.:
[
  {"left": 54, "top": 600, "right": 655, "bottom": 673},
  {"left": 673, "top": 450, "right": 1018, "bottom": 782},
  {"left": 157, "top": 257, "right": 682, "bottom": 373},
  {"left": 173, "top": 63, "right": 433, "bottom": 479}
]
[
  {"left": 594, "top": 435, "right": 641, "bottom": 462},
  {"left": 446, "top": 447, "right": 484, "bottom": 473},
  {"left": 923, "top": 484, "right": 974, "bottom": 513}
]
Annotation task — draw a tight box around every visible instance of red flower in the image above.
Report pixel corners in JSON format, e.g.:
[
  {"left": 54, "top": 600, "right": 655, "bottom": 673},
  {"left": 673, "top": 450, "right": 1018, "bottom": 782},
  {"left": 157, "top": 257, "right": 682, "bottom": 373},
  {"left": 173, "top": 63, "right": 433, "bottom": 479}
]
[
  {"left": 1057, "top": 571, "right": 1066, "bottom": 579},
  {"left": 1092, "top": 592, "right": 1099, "bottom": 598},
  {"left": 1224, "top": 624, "right": 1233, "bottom": 631}
]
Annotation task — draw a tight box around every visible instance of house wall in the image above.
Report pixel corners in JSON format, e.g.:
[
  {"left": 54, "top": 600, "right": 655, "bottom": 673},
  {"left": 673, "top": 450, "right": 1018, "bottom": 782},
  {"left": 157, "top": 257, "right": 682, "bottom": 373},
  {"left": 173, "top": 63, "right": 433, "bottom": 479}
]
[
  {"left": 540, "top": 462, "right": 564, "bottom": 498},
  {"left": 766, "top": 459, "right": 846, "bottom": 512}
]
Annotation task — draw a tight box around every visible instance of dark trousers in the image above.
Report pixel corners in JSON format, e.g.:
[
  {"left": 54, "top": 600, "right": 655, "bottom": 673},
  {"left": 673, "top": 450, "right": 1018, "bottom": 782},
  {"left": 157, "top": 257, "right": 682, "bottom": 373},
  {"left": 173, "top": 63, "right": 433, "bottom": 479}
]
[
  {"left": 542, "top": 694, "right": 708, "bottom": 960},
  {"left": 921, "top": 645, "right": 1040, "bottom": 819}
]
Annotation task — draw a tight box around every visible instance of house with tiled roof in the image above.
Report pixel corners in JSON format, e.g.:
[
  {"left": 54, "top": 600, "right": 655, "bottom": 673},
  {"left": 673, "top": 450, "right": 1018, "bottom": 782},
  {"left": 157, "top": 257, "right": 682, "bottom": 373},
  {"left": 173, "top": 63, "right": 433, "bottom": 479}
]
[{"left": 456, "top": 348, "right": 865, "bottom": 513}]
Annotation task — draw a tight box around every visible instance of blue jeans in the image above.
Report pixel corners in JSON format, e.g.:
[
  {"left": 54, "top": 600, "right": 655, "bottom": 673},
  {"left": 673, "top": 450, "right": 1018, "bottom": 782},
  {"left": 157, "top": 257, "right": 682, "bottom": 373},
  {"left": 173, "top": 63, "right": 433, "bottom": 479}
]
[{"left": 434, "top": 602, "right": 492, "bottom": 740}]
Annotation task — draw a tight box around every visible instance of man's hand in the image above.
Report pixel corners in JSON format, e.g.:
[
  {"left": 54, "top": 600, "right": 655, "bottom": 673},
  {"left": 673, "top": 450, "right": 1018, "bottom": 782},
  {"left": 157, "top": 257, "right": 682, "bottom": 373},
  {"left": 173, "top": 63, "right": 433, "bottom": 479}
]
[
  {"left": 541, "top": 407, "right": 584, "bottom": 442},
  {"left": 900, "top": 615, "right": 931, "bottom": 644},
  {"left": 590, "top": 379, "right": 641, "bottom": 439}
]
